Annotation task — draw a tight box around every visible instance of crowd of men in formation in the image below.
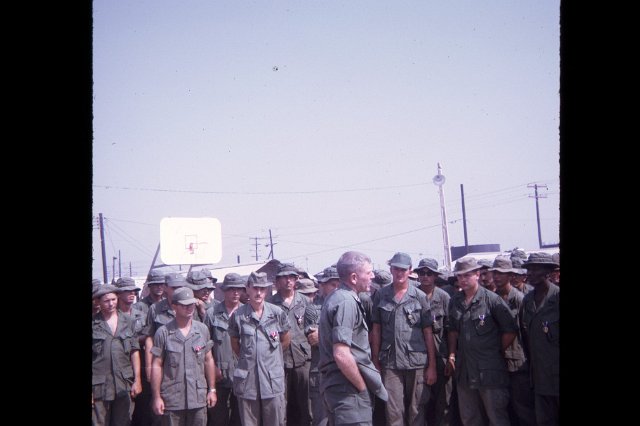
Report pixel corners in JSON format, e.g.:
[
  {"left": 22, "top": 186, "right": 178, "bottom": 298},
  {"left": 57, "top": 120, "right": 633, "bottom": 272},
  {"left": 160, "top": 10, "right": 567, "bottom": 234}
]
[{"left": 92, "top": 247, "right": 560, "bottom": 426}]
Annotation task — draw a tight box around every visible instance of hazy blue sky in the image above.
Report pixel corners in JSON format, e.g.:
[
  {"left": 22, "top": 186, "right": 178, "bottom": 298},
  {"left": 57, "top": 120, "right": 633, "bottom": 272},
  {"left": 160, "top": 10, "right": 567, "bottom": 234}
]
[{"left": 92, "top": 0, "right": 560, "bottom": 281}]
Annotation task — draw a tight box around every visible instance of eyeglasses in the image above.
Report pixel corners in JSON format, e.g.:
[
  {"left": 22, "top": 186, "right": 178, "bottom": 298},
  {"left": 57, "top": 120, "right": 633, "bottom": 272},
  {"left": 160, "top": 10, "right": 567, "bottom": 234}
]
[{"left": 417, "top": 270, "right": 436, "bottom": 277}]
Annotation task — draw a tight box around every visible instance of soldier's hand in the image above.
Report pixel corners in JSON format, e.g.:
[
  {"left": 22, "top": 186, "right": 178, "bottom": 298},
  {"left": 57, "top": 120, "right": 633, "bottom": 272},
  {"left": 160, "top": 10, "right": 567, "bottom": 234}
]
[
  {"left": 207, "top": 391, "right": 217, "bottom": 408},
  {"left": 307, "top": 329, "right": 319, "bottom": 346},
  {"left": 131, "top": 379, "right": 142, "bottom": 398},
  {"left": 444, "top": 358, "right": 455, "bottom": 377},
  {"left": 152, "top": 396, "right": 165, "bottom": 416}
]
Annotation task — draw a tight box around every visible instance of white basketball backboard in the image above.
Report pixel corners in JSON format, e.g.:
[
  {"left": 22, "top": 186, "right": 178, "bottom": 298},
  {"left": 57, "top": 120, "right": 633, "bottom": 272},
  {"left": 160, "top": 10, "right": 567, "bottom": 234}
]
[{"left": 160, "top": 217, "right": 222, "bottom": 265}]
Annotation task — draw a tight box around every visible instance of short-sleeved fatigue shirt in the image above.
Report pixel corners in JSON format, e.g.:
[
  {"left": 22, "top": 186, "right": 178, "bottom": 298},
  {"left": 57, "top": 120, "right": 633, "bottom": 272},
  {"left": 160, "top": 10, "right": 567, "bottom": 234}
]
[
  {"left": 144, "top": 298, "right": 175, "bottom": 338},
  {"left": 371, "top": 284, "right": 434, "bottom": 369},
  {"left": 318, "top": 283, "right": 377, "bottom": 391},
  {"left": 520, "top": 283, "right": 559, "bottom": 396},
  {"left": 150, "top": 319, "right": 214, "bottom": 410},
  {"left": 427, "top": 286, "right": 451, "bottom": 360},
  {"left": 501, "top": 286, "right": 528, "bottom": 373},
  {"left": 268, "top": 291, "right": 311, "bottom": 368},
  {"left": 203, "top": 302, "right": 242, "bottom": 388},
  {"left": 92, "top": 311, "right": 140, "bottom": 401},
  {"left": 228, "top": 302, "right": 291, "bottom": 400},
  {"left": 119, "top": 305, "right": 147, "bottom": 339},
  {"left": 448, "top": 286, "right": 517, "bottom": 389}
]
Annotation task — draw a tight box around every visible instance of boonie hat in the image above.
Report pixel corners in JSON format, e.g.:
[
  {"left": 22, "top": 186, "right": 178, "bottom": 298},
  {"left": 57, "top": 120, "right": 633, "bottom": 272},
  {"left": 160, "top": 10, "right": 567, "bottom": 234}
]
[
  {"left": 276, "top": 263, "right": 299, "bottom": 277},
  {"left": 523, "top": 252, "right": 559, "bottom": 268},
  {"left": 477, "top": 259, "right": 493, "bottom": 270},
  {"left": 373, "top": 269, "right": 393, "bottom": 286},
  {"left": 114, "top": 277, "right": 140, "bottom": 292},
  {"left": 453, "top": 257, "right": 483, "bottom": 275},
  {"left": 488, "top": 256, "right": 519, "bottom": 273},
  {"left": 318, "top": 266, "right": 339, "bottom": 283},
  {"left": 247, "top": 271, "right": 272, "bottom": 287},
  {"left": 221, "top": 273, "right": 246, "bottom": 290},
  {"left": 296, "top": 278, "right": 318, "bottom": 294},
  {"left": 388, "top": 252, "right": 412, "bottom": 269},
  {"left": 165, "top": 272, "right": 187, "bottom": 288},
  {"left": 93, "top": 284, "right": 119, "bottom": 299},
  {"left": 201, "top": 268, "right": 218, "bottom": 284},
  {"left": 414, "top": 258, "right": 440, "bottom": 274},
  {"left": 171, "top": 287, "right": 198, "bottom": 305},
  {"left": 146, "top": 269, "right": 166, "bottom": 285}
]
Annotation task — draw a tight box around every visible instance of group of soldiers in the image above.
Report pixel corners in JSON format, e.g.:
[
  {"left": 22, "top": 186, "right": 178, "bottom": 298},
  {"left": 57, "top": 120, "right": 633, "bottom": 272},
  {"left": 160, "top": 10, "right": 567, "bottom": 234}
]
[{"left": 92, "top": 248, "right": 559, "bottom": 426}]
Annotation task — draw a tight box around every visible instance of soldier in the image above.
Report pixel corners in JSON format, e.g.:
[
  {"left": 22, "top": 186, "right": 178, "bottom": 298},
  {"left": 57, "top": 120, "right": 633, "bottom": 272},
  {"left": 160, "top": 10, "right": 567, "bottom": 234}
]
[
  {"left": 370, "top": 252, "right": 437, "bottom": 426},
  {"left": 92, "top": 284, "right": 142, "bottom": 426},
  {"left": 445, "top": 257, "right": 517, "bottom": 426},
  {"left": 203, "top": 273, "right": 246, "bottom": 426},
  {"left": 150, "top": 287, "right": 217, "bottom": 425},
  {"left": 510, "top": 258, "right": 534, "bottom": 295},
  {"left": 478, "top": 259, "right": 496, "bottom": 292},
  {"left": 132, "top": 271, "right": 166, "bottom": 426},
  {"left": 187, "top": 270, "right": 219, "bottom": 323},
  {"left": 268, "top": 262, "right": 313, "bottom": 426},
  {"left": 318, "top": 251, "right": 388, "bottom": 426},
  {"left": 93, "top": 278, "right": 103, "bottom": 315},
  {"left": 229, "top": 271, "right": 291, "bottom": 426},
  {"left": 414, "top": 257, "right": 459, "bottom": 426},
  {"left": 490, "top": 256, "right": 535, "bottom": 426},
  {"left": 115, "top": 277, "right": 147, "bottom": 338},
  {"left": 304, "top": 266, "right": 340, "bottom": 426},
  {"left": 519, "top": 253, "right": 560, "bottom": 426}
]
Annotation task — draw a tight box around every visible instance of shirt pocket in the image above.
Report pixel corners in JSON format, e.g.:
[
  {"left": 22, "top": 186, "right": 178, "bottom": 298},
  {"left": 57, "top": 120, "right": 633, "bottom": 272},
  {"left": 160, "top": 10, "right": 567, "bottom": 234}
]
[
  {"left": 474, "top": 313, "right": 496, "bottom": 336},
  {"left": 232, "top": 368, "right": 249, "bottom": 397},
  {"left": 165, "top": 340, "right": 183, "bottom": 379},
  {"left": 92, "top": 374, "right": 106, "bottom": 400},
  {"left": 269, "top": 368, "right": 285, "bottom": 394},
  {"left": 212, "top": 319, "right": 229, "bottom": 343}
]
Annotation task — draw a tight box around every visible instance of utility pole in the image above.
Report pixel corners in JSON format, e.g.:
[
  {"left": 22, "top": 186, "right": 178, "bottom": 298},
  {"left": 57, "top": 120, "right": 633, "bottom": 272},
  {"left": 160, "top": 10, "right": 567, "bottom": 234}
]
[
  {"left": 129, "top": 262, "right": 132, "bottom": 277},
  {"left": 433, "top": 163, "right": 452, "bottom": 271},
  {"left": 118, "top": 249, "right": 122, "bottom": 277},
  {"left": 99, "top": 213, "right": 108, "bottom": 284},
  {"left": 460, "top": 184, "right": 469, "bottom": 252},
  {"left": 528, "top": 183, "right": 548, "bottom": 248},
  {"left": 266, "top": 229, "right": 277, "bottom": 259},
  {"left": 251, "top": 237, "right": 259, "bottom": 261},
  {"left": 112, "top": 256, "right": 117, "bottom": 283}
]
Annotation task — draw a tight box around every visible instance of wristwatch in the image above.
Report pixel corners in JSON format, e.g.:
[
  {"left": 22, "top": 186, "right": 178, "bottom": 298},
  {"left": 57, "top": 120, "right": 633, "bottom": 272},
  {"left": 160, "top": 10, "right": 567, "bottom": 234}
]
[{"left": 208, "top": 388, "right": 217, "bottom": 393}]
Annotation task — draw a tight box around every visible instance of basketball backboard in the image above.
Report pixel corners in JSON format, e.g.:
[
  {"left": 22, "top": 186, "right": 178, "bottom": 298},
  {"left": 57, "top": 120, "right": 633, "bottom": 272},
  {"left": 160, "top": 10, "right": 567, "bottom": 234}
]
[{"left": 160, "top": 217, "right": 222, "bottom": 265}]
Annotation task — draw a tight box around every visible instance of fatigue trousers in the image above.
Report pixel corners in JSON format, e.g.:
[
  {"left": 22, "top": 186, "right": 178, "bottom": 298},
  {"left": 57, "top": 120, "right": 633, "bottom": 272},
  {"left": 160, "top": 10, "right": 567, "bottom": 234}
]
[
  {"left": 323, "top": 384, "right": 373, "bottom": 426},
  {"left": 309, "top": 371, "right": 328, "bottom": 426},
  {"left": 426, "top": 358, "right": 457, "bottom": 426},
  {"left": 382, "top": 368, "right": 429, "bottom": 426},
  {"left": 93, "top": 395, "right": 134, "bottom": 426},
  {"left": 508, "top": 372, "right": 535, "bottom": 426},
  {"left": 238, "top": 394, "right": 286, "bottom": 426},
  {"left": 456, "top": 383, "right": 510, "bottom": 426},
  {"left": 534, "top": 394, "right": 559, "bottom": 426},
  {"left": 285, "top": 362, "right": 312, "bottom": 426},
  {"left": 160, "top": 407, "right": 207, "bottom": 426},
  {"left": 207, "top": 387, "right": 241, "bottom": 426}
]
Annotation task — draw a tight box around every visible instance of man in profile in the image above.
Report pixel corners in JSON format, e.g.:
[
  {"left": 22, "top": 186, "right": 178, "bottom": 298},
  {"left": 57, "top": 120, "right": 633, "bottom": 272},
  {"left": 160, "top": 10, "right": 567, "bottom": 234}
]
[{"left": 318, "top": 251, "right": 387, "bottom": 426}]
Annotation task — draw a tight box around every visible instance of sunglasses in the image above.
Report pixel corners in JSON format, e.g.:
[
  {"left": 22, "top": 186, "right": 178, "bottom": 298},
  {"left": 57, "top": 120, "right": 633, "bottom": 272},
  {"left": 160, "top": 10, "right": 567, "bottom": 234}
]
[{"left": 417, "top": 270, "right": 436, "bottom": 277}]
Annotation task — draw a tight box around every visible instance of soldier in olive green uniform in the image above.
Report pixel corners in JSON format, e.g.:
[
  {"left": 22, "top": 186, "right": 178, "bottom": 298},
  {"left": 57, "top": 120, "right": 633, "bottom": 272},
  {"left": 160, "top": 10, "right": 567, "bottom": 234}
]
[
  {"left": 519, "top": 253, "right": 559, "bottom": 426},
  {"left": 445, "top": 258, "right": 518, "bottom": 426},
  {"left": 318, "top": 251, "right": 387, "bottom": 426},
  {"left": 229, "top": 272, "right": 292, "bottom": 426},
  {"left": 203, "top": 273, "right": 245, "bottom": 426},
  {"left": 415, "top": 258, "right": 460, "bottom": 426},
  {"left": 268, "top": 262, "right": 312, "bottom": 426},
  {"left": 490, "top": 256, "right": 535, "bottom": 426},
  {"left": 370, "top": 253, "right": 437, "bottom": 426},
  {"left": 132, "top": 270, "right": 166, "bottom": 426},
  {"left": 93, "top": 284, "right": 142, "bottom": 426},
  {"left": 305, "top": 266, "right": 340, "bottom": 426},
  {"left": 150, "top": 287, "right": 218, "bottom": 426},
  {"left": 187, "top": 270, "right": 219, "bottom": 323}
]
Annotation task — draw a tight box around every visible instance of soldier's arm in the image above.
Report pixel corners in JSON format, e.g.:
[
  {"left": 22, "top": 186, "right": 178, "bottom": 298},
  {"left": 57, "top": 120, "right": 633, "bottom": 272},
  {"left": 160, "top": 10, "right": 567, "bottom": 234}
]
[
  {"left": 370, "top": 323, "right": 382, "bottom": 372},
  {"left": 280, "top": 330, "right": 291, "bottom": 351},
  {"left": 231, "top": 336, "right": 240, "bottom": 357},
  {"left": 333, "top": 343, "right": 366, "bottom": 392}
]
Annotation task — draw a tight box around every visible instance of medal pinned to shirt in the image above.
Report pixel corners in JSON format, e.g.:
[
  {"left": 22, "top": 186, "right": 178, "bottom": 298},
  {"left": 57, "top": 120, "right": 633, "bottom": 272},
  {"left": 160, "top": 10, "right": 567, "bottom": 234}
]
[
  {"left": 294, "top": 313, "right": 303, "bottom": 326},
  {"left": 542, "top": 321, "right": 549, "bottom": 334},
  {"left": 479, "top": 314, "right": 485, "bottom": 326}
]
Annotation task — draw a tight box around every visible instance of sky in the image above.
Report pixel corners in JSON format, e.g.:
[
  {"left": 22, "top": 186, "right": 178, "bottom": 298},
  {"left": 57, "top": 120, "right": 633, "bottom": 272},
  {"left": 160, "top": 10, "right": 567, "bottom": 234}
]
[{"left": 92, "top": 0, "right": 560, "bottom": 282}]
